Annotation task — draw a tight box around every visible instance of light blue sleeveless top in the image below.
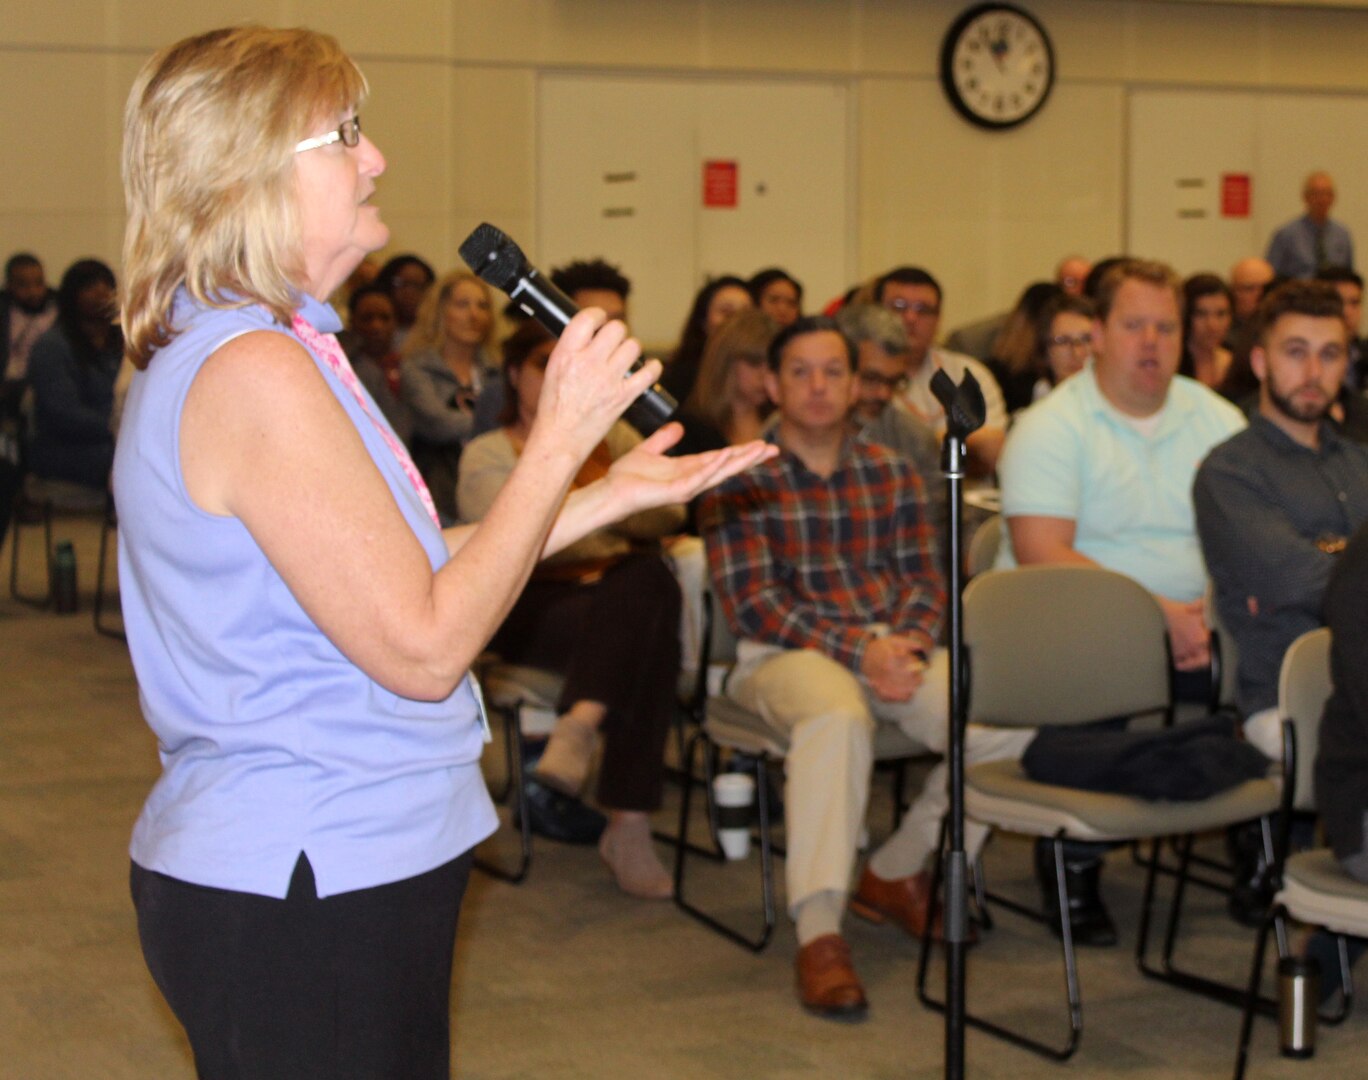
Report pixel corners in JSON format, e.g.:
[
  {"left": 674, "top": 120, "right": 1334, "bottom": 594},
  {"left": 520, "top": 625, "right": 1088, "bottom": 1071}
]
[{"left": 114, "top": 290, "right": 496, "bottom": 899}]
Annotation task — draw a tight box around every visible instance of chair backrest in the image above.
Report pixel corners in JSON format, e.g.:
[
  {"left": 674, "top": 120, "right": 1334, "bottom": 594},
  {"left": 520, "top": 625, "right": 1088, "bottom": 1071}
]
[
  {"left": 963, "top": 564, "right": 1171, "bottom": 728},
  {"left": 966, "top": 513, "right": 1002, "bottom": 578},
  {"left": 1205, "top": 589, "right": 1241, "bottom": 712},
  {"left": 1278, "top": 627, "right": 1333, "bottom": 814}
]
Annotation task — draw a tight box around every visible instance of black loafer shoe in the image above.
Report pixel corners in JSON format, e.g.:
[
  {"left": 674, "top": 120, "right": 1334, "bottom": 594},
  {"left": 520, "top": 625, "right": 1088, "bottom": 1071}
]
[{"left": 517, "top": 776, "right": 606, "bottom": 845}]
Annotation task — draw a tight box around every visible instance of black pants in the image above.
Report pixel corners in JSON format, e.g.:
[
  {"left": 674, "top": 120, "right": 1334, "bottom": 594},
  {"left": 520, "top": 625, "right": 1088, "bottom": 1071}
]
[
  {"left": 131, "top": 851, "right": 473, "bottom": 1080},
  {"left": 490, "top": 553, "right": 682, "bottom": 811}
]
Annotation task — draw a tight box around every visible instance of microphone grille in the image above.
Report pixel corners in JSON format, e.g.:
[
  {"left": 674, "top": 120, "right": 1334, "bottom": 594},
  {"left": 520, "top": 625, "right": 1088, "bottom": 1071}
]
[{"left": 459, "top": 223, "right": 526, "bottom": 291}]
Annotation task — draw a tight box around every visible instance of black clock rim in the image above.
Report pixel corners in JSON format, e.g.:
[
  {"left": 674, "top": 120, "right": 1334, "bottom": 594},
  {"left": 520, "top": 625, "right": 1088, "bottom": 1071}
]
[{"left": 939, "top": 2, "right": 1056, "bottom": 131}]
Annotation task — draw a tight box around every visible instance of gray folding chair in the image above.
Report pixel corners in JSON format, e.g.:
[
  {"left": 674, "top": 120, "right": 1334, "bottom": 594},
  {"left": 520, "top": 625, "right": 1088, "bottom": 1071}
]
[
  {"left": 673, "top": 595, "right": 929, "bottom": 952},
  {"left": 916, "top": 565, "right": 1284, "bottom": 1061},
  {"left": 1234, "top": 627, "right": 1359, "bottom": 1078},
  {"left": 471, "top": 660, "right": 565, "bottom": 884}
]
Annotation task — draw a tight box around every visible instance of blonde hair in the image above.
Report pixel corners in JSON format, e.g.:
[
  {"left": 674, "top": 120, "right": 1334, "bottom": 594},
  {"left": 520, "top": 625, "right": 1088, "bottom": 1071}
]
[
  {"left": 121, "top": 26, "right": 367, "bottom": 368},
  {"left": 684, "top": 308, "right": 777, "bottom": 436},
  {"left": 402, "top": 269, "right": 494, "bottom": 357}
]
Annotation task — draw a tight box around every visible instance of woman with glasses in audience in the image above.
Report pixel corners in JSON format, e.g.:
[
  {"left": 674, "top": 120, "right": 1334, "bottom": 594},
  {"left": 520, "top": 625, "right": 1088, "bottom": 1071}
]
[
  {"left": 115, "top": 27, "right": 772, "bottom": 1077},
  {"left": 661, "top": 274, "right": 753, "bottom": 403},
  {"left": 459, "top": 320, "right": 687, "bottom": 899},
  {"left": 1180, "top": 273, "right": 1236, "bottom": 393},
  {"left": 399, "top": 268, "right": 499, "bottom": 523},
  {"left": 1033, "top": 293, "right": 1097, "bottom": 403}
]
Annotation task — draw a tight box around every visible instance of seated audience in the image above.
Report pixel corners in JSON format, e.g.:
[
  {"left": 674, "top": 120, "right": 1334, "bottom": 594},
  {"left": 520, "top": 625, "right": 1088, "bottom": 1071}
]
[
  {"left": 399, "top": 269, "right": 498, "bottom": 523},
  {"left": 1, "top": 252, "right": 56, "bottom": 422},
  {"left": 876, "top": 266, "right": 1008, "bottom": 474},
  {"left": 344, "top": 284, "right": 412, "bottom": 443},
  {"left": 835, "top": 303, "right": 945, "bottom": 557},
  {"left": 1031, "top": 293, "right": 1096, "bottom": 402},
  {"left": 747, "top": 267, "right": 803, "bottom": 328},
  {"left": 983, "top": 281, "right": 1063, "bottom": 413},
  {"left": 1226, "top": 256, "right": 1278, "bottom": 377},
  {"left": 661, "top": 275, "right": 753, "bottom": 404},
  {"left": 375, "top": 252, "right": 435, "bottom": 350},
  {"left": 27, "top": 258, "right": 123, "bottom": 491},
  {"left": 458, "top": 321, "right": 686, "bottom": 899},
  {"left": 1316, "top": 266, "right": 1367, "bottom": 390},
  {"left": 1180, "top": 273, "right": 1235, "bottom": 393},
  {"left": 699, "top": 316, "right": 1031, "bottom": 1019},
  {"left": 0, "top": 251, "right": 57, "bottom": 544},
  {"left": 1056, "top": 254, "right": 1092, "bottom": 297},
  {"left": 676, "top": 308, "right": 777, "bottom": 456},
  {"left": 998, "top": 258, "right": 1245, "bottom": 944},
  {"left": 1196, "top": 281, "right": 1368, "bottom": 757}
]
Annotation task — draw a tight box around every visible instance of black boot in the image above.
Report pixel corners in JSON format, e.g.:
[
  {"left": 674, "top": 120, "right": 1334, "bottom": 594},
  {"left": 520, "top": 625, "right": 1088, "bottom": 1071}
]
[
  {"left": 1035, "top": 839, "right": 1118, "bottom": 948},
  {"left": 1226, "top": 821, "right": 1275, "bottom": 928}
]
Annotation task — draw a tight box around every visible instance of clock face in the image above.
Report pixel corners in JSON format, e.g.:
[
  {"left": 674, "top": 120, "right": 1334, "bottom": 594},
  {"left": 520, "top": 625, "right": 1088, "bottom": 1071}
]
[{"left": 940, "top": 4, "right": 1055, "bottom": 130}]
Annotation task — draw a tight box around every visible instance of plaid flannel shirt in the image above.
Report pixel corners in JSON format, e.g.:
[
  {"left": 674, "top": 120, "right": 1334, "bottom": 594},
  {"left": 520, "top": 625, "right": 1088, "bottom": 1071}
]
[{"left": 698, "top": 434, "right": 945, "bottom": 674}]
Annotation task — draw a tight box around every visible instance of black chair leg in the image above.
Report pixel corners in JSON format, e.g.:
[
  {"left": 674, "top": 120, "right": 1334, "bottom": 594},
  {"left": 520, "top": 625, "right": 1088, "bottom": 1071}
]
[
  {"left": 918, "top": 830, "right": 1082, "bottom": 1061},
  {"left": 9, "top": 497, "right": 53, "bottom": 607},
  {"left": 1137, "top": 826, "right": 1280, "bottom": 1012},
  {"left": 474, "top": 703, "right": 532, "bottom": 884},
  {"left": 674, "top": 731, "right": 777, "bottom": 953},
  {"left": 93, "top": 498, "right": 124, "bottom": 640},
  {"left": 1233, "top": 904, "right": 1282, "bottom": 1080}
]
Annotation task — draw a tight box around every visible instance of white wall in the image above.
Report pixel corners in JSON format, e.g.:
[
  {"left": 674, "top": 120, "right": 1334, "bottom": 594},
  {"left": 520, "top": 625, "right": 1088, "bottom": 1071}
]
[{"left": 7, "top": 0, "right": 1368, "bottom": 343}]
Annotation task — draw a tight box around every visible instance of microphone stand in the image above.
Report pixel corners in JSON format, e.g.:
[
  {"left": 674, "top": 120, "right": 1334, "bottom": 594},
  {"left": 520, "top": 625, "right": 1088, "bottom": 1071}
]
[{"left": 929, "top": 369, "right": 985, "bottom": 1080}]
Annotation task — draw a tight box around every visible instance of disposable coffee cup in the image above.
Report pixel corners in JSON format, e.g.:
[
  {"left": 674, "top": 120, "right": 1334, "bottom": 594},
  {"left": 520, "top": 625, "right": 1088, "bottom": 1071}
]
[{"left": 713, "top": 772, "right": 756, "bottom": 860}]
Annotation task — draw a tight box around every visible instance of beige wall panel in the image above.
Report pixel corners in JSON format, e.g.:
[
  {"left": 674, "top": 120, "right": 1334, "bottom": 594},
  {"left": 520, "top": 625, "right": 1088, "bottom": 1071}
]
[
  {"left": 1121, "top": 4, "right": 1267, "bottom": 86},
  {"left": 1, "top": 0, "right": 109, "bottom": 47},
  {"left": 859, "top": 79, "right": 1124, "bottom": 327},
  {"left": 111, "top": 1, "right": 284, "bottom": 49},
  {"left": 292, "top": 1, "right": 450, "bottom": 57},
  {"left": 1258, "top": 7, "right": 1368, "bottom": 90},
  {"left": 857, "top": 2, "right": 960, "bottom": 77},
  {"left": 1, "top": 52, "right": 119, "bottom": 231},
  {"left": 1028, "top": 2, "right": 1128, "bottom": 83},
  {"left": 700, "top": 0, "right": 854, "bottom": 73},
  {"left": 450, "top": 0, "right": 567, "bottom": 65},
  {"left": 536, "top": 0, "right": 705, "bottom": 70},
  {"left": 447, "top": 68, "right": 536, "bottom": 266},
  {"left": 360, "top": 59, "right": 454, "bottom": 268}
]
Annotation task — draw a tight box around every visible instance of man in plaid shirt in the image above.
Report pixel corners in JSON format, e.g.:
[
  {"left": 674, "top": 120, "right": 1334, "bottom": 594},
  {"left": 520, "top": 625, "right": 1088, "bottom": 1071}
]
[{"left": 698, "top": 316, "right": 1031, "bottom": 1020}]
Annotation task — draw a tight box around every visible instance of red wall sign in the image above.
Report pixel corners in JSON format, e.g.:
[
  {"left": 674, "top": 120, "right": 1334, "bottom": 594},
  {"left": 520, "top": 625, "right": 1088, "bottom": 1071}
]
[
  {"left": 1222, "top": 173, "right": 1251, "bottom": 218},
  {"left": 703, "top": 160, "right": 738, "bottom": 208}
]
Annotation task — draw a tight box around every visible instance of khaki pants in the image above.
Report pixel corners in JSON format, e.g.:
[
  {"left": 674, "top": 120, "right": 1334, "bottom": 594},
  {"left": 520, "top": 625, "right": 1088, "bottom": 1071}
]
[{"left": 727, "top": 646, "right": 1035, "bottom": 914}]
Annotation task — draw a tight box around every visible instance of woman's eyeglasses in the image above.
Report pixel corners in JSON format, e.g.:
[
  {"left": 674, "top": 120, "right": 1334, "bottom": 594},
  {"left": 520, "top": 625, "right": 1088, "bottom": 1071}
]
[{"left": 295, "top": 116, "right": 361, "bottom": 154}]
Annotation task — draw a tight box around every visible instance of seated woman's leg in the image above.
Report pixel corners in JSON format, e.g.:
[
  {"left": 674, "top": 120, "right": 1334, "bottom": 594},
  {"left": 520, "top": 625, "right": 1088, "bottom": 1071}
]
[{"left": 558, "top": 555, "right": 682, "bottom": 897}]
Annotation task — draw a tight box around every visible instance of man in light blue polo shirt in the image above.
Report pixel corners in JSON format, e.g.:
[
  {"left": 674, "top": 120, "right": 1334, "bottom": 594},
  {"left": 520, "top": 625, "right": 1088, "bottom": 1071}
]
[{"left": 996, "top": 257, "right": 1246, "bottom": 944}]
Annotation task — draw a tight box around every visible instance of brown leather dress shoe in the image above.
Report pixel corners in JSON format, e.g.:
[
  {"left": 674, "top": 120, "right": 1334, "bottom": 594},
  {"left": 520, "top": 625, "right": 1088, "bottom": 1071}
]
[
  {"left": 795, "top": 934, "right": 868, "bottom": 1020},
  {"left": 849, "top": 867, "right": 949, "bottom": 941}
]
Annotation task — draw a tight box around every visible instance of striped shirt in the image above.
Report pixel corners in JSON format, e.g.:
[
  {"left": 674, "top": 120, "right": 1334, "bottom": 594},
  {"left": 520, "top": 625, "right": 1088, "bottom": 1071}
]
[{"left": 699, "top": 433, "right": 944, "bottom": 672}]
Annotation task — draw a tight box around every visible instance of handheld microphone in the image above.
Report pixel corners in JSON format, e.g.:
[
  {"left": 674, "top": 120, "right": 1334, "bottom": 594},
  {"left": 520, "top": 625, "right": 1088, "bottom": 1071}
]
[{"left": 458, "top": 223, "right": 676, "bottom": 435}]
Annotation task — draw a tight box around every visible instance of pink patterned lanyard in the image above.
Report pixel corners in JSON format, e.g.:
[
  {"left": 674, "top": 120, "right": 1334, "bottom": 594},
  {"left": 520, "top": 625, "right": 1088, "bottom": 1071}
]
[{"left": 291, "top": 312, "right": 441, "bottom": 527}]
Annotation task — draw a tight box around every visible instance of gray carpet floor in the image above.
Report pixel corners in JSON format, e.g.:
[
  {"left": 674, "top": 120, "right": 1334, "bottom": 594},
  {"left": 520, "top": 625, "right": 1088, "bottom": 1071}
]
[{"left": 1, "top": 514, "right": 1362, "bottom": 1078}]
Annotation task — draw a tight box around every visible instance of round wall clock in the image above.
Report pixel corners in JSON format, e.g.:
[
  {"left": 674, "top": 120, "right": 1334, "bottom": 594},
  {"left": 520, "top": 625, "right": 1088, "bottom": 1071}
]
[{"left": 940, "top": 4, "right": 1055, "bottom": 131}]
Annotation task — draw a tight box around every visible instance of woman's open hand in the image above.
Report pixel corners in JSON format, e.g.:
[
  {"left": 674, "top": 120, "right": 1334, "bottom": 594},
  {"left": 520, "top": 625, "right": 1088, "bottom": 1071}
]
[{"left": 601, "top": 422, "right": 778, "bottom": 518}]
